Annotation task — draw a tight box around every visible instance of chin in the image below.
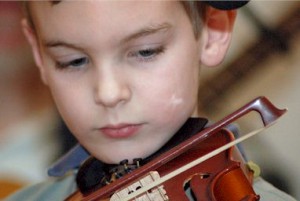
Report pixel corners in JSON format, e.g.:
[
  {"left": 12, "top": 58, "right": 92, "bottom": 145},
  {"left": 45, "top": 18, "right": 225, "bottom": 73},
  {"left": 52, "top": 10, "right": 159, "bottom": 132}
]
[
  {"left": 91, "top": 141, "right": 162, "bottom": 164},
  {"left": 93, "top": 150, "right": 145, "bottom": 165}
]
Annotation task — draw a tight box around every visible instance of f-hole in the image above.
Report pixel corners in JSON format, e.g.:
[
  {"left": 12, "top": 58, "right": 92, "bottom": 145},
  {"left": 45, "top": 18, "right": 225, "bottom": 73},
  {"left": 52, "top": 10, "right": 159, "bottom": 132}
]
[{"left": 183, "top": 173, "right": 210, "bottom": 201}]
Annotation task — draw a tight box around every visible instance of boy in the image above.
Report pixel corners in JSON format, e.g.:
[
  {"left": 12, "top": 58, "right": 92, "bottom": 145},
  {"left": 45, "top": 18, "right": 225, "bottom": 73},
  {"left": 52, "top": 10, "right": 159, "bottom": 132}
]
[{"left": 6, "top": 1, "right": 296, "bottom": 200}]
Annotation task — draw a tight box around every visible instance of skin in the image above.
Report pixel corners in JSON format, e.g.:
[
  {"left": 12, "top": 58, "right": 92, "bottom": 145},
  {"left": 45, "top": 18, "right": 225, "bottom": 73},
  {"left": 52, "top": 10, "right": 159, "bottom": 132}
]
[{"left": 22, "top": 1, "right": 235, "bottom": 164}]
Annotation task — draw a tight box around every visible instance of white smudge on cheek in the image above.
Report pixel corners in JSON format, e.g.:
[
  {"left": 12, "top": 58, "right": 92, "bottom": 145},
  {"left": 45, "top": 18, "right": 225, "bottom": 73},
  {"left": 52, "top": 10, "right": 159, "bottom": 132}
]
[{"left": 170, "top": 94, "right": 183, "bottom": 107}]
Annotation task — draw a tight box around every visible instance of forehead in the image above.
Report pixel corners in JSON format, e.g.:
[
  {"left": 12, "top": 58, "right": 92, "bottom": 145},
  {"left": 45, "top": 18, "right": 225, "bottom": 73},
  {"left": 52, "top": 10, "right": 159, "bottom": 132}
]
[
  {"left": 30, "top": 2, "right": 187, "bottom": 46},
  {"left": 30, "top": 1, "right": 184, "bottom": 27}
]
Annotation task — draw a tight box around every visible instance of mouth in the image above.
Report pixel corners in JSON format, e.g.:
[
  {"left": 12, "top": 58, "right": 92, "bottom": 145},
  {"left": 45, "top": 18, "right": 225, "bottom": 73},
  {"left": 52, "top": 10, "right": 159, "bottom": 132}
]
[{"left": 100, "top": 123, "right": 142, "bottom": 138}]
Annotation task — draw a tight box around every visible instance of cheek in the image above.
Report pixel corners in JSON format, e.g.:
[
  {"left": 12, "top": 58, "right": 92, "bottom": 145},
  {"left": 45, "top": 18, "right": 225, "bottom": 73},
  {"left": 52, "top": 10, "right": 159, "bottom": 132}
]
[
  {"left": 162, "top": 62, "right": 199, "bottom": 112},
  {"left": 164, "top": 80, "right": 198, "bottom": 117},
  {"left": 48, "top": 80, "right": 92, "bottom": 134},
  {"left": 140, "top": 66, "right": 199, "bottom": 121},
  {"left": 155, "top": 46, "right": 200, "bottom": 116}
]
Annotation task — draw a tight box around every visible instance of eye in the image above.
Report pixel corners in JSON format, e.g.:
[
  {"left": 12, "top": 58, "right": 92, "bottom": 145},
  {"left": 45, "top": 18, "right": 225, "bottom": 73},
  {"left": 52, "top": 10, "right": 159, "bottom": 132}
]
[
  {"left": 128, "top": 46, "right": 165, "bottom": 62},
  {"left": 139, "top": 49, "right": 158, "bottom": 57},
  {"left": 55, "top": 57, "right": 89, "bottom": 70}
]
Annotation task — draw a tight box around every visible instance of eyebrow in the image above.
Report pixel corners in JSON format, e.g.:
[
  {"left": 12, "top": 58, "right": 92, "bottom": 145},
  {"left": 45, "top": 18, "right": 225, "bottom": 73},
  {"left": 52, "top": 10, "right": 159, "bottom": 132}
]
[
  {"left": 45, "top": 40, "right": 83, "bottom": 51},
  {"left": 121, "top": 22, "right": 172, "bottom": 44},
  {"left": 49, "top": 1, "right": 61, "bottom": 6},
  {"left": 44, "top": 23, "right": 172, "bottom": 50}
]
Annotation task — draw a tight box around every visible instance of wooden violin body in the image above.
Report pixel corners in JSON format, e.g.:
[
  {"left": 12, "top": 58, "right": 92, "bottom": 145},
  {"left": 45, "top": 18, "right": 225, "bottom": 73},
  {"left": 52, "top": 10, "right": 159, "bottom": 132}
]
[
  {"left": 154, "top": 129, "right": 259, "bottom": 201},
  {"left": 66, "top": 97, "right": 286, "bottom": 201}
]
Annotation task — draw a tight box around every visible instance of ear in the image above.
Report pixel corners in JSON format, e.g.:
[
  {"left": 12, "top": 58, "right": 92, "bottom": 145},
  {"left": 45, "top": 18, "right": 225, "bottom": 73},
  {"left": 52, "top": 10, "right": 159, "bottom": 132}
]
[
  {"left": 200, "top": 7, "right": 236, "bottom": 67},
  {"left": 21, "top": 18, "right": 48, "bottom": 85}
]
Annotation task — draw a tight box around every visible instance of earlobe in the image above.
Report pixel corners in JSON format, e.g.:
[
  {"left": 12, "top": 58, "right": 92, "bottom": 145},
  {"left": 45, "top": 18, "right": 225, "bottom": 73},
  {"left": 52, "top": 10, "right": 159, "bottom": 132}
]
[
  {"left": 200, "top": 7, "right": 236, "bottom": 67},
  {"left": 21, "top": 19, "right": 48, "bottom": 85}
]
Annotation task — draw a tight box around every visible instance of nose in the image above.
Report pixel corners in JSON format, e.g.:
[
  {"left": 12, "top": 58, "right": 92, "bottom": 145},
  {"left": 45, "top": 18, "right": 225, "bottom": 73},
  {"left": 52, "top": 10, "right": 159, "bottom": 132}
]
[{"left": 93, "top": 68, "right": 131, "bottom": 108}]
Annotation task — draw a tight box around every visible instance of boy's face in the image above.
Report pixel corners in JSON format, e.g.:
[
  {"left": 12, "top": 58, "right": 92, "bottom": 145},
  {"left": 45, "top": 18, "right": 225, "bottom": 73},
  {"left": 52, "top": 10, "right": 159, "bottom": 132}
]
[{"left": 26, "top": 2, "right": 223, "bottom": 164}]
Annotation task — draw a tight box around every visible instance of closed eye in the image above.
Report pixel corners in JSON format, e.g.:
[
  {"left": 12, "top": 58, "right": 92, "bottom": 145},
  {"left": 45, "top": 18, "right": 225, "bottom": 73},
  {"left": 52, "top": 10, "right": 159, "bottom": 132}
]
[
  {"left": 55, "top": 57, "right": 89, "bottom": 70},
  {"left": 128, "top": 46, "right": 165, "bottom": 62}
]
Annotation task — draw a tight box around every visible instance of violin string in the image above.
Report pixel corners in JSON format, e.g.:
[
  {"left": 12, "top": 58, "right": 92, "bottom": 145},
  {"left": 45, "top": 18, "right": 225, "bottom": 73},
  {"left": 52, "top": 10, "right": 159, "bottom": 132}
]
[{"left": 121, "top": 126, "right": 267, "bottom": 201}]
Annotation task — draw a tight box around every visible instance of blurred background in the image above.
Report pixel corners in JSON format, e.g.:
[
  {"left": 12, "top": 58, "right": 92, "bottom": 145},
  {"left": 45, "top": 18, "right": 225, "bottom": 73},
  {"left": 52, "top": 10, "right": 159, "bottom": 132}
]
[
  {"left": 0, "top": 1, "right": 76, "bottom": 198},
  {"left": 198, "top": 1, "right": 300, "bottom": 199},
  {"left": 0, "top": 1, "right": 299, "bottom": 200}
]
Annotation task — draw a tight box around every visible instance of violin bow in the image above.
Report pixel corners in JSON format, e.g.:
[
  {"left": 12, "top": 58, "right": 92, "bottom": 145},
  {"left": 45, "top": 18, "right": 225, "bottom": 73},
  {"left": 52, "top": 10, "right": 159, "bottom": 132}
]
[{"left": 84, "top": 96, "right": 287, "bottom": 201}]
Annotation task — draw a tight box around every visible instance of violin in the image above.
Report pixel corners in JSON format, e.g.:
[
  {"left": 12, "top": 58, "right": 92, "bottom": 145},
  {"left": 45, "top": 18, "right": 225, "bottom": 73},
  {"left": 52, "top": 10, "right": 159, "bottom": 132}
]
[{"left": 66, "top": 96, "right": 286, "bottom": 201}]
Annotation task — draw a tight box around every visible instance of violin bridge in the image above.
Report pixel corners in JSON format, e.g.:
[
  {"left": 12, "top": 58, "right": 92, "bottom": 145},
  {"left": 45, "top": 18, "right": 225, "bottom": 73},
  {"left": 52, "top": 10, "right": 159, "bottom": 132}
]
[{"left": 110, "top": 171, "right": 169, "bottom": 201}]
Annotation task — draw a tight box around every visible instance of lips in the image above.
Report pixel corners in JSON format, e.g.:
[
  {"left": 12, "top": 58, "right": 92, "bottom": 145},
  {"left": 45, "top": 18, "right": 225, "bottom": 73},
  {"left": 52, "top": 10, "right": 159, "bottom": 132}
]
[{"left": 100, "top": 124, "right": 142, "bottom": 138}]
